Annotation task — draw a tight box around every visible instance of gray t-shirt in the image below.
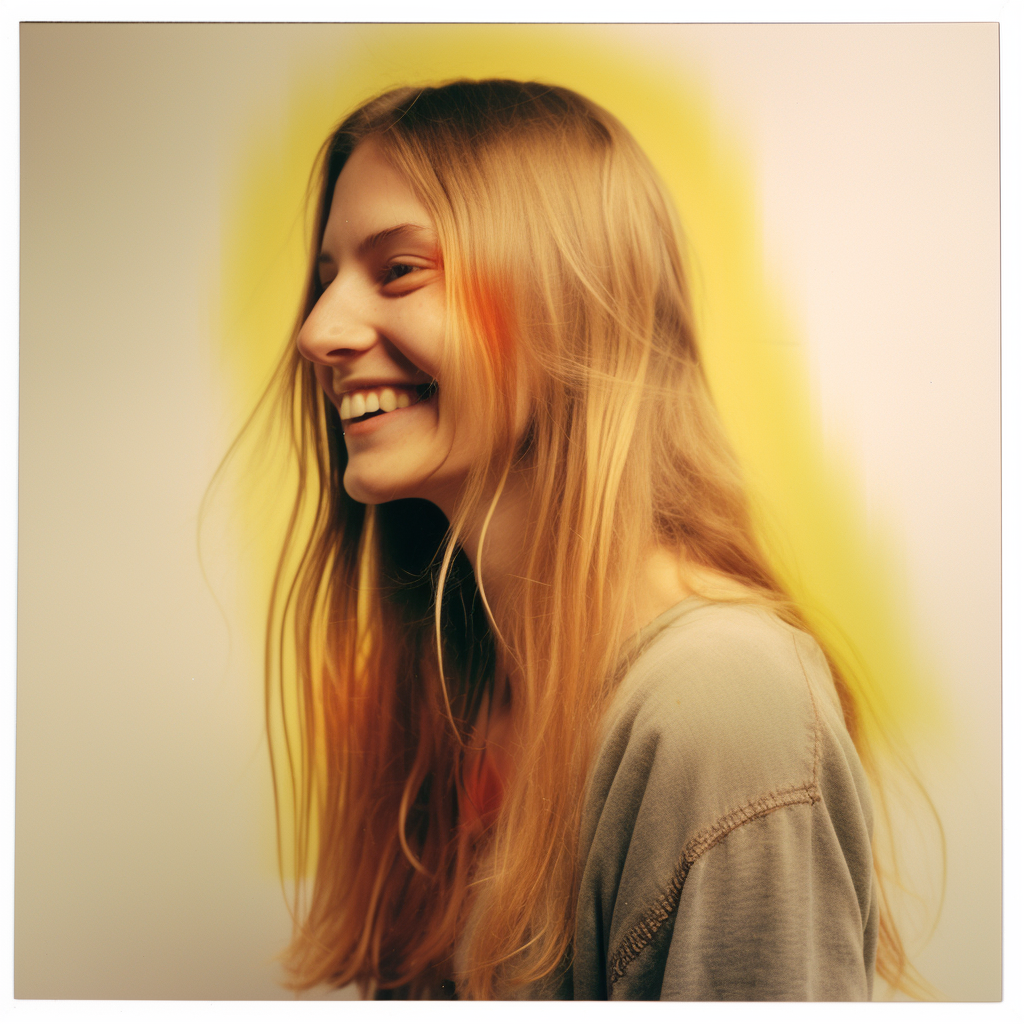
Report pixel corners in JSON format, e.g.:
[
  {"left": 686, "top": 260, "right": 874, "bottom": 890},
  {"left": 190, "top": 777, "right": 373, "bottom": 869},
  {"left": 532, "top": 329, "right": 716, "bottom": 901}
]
[{"left": 519, "top": 597, "right": 878, "bottom": 1000}]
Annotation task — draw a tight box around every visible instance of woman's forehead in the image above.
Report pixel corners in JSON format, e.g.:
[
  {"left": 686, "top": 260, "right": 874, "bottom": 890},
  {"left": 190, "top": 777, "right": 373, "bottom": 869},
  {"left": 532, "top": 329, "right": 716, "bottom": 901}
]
[{"left": 323, "top": 141, "right": 435, "bottom": 254}]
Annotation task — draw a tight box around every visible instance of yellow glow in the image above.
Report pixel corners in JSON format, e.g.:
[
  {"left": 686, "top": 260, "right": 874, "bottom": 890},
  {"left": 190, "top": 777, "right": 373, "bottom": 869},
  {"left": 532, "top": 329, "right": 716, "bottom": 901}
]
[{"left": 218, "top": 25, "right": 945, "bottom": 878}]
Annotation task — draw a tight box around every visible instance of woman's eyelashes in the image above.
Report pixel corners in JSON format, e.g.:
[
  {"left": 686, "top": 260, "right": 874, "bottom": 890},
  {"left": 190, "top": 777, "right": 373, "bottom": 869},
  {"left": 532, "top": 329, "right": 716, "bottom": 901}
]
[
  {"left": 382, "top": 262, "right": 419, "bottom": 285},
  {"left": 315, "top": 256, "right": 437, "bottom": 296}
]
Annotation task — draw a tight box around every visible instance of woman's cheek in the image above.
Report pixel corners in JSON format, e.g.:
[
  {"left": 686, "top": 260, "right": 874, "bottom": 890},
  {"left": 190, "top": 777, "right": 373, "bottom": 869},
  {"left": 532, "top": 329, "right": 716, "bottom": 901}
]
[{"left": 390, "top": 290, "right": 447, "bottom": 378}]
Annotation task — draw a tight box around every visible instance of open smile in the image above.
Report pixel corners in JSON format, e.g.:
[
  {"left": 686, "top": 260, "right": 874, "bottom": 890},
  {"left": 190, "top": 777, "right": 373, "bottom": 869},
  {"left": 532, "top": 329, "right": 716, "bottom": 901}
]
[{"left": 339, "top": 380, "right": 438, "bottom": 432}]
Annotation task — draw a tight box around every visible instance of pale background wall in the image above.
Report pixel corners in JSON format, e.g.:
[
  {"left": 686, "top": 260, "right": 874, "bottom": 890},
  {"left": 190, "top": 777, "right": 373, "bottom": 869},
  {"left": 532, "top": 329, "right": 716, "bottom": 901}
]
[{"left": 15, "top": 24, "right": 1000, "bottom": 1001}]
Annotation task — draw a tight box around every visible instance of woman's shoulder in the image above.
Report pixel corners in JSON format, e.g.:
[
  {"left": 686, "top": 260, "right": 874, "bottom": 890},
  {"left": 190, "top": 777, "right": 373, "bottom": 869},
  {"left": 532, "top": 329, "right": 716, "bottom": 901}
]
[
  {"left": 582, "top": 597, "right": 870, "bottom": 872},
  {"left": 608, "top": 597, "right": 845, "bottom": 772},
  {"left": 570, "top": 598, "right": 878, "bottom": 999}
]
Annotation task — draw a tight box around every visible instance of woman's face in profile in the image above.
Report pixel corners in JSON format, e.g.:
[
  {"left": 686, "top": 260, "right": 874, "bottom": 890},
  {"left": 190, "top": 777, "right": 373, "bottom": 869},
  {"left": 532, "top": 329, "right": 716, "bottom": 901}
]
[{"left": 297, "top": 141, "right": 480, "bottom": 508}]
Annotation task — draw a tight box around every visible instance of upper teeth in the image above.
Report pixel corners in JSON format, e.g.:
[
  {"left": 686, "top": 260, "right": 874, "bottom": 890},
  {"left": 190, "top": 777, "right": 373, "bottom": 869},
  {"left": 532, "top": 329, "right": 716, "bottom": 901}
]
[{"left": 338, "top": 385, "right": 414, "bottom": 421}]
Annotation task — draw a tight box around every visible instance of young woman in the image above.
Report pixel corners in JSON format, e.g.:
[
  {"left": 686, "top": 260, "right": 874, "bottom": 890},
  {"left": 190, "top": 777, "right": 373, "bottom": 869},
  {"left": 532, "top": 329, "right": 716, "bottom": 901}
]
[{"left": 261, "top": 78, "right": 908, "bottom": 1000}]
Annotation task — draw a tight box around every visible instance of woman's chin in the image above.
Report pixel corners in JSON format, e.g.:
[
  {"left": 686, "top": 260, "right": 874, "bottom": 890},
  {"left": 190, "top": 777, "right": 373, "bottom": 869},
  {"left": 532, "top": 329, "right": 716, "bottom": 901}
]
[
  {"left": 343, "top": 463, "right": 465, "bottom": 511},
  {"left": 342, "top": 465, "right": 432, "bottom": 507},
  {"left": 343, "top": 470, "right": 407, "bottom": 506}
]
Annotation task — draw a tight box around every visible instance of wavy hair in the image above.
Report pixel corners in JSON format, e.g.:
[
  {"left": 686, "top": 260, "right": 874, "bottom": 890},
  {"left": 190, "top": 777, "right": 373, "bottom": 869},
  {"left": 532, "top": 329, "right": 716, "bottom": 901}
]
[{"left": 252, "top": 79, "right": 929, "bottom": 999}]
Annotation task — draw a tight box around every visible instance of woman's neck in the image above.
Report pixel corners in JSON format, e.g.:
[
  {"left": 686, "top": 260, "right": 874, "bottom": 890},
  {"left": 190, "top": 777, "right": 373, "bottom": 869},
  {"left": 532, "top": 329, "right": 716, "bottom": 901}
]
[
  {"left": 447, "top": 477, "right": 693, "bottom": 660},
  {"left": 622, "top": 542, "right": 694, "bottom": 639},
  {"left": 453, "top": 471, "right": 533, "bottom": 643}
]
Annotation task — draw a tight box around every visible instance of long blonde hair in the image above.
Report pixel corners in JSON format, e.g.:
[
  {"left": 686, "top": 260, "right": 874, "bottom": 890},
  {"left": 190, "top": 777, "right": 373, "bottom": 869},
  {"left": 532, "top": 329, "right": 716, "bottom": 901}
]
[{"left": 259, "top": 79, "right": 922, "bottom": 998}]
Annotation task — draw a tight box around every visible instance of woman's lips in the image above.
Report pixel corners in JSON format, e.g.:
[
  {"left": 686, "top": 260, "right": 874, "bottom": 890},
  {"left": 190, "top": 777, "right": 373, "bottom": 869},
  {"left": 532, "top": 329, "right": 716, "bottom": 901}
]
[
  {"left": 338, "top": 385, "right": 416, "bottom": 421},
  {"left": 339, "top": 383, "right": 438, "bottom": 437},
  {"left": 330, "top": 365, "right": 437, "bottom": 421}
]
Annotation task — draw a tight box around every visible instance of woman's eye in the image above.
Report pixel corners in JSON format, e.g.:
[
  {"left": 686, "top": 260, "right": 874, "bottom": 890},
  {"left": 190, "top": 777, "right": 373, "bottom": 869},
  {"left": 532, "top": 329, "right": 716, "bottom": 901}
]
[{"left": 383, "top": 263, "right": 418, "bottom": 285}]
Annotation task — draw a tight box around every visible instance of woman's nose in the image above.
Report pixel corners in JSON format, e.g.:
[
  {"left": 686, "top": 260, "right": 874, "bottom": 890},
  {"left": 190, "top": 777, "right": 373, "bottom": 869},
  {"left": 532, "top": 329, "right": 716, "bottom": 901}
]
[{"left": 295, "top": 280, "right": 379, "bottom": 365}]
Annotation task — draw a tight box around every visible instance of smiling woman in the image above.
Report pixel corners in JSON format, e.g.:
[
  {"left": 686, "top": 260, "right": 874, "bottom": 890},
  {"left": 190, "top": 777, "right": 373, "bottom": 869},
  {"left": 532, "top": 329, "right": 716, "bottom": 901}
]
[
  {"left": 250, "top": 79, "right": 924, "bottom": 1001},
  {"left": 297, "top": 143, "right": 460, "bottom": 507}
]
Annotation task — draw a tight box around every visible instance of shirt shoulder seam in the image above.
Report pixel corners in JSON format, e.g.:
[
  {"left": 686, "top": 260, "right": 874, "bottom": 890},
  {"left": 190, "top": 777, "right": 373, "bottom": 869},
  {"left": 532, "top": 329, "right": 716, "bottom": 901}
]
[
  {"left": 606, "top": 634, "right": 827, "bottom": 991},
  {"left": 605, "top": 783, "right": 820, "bottom": 989}
]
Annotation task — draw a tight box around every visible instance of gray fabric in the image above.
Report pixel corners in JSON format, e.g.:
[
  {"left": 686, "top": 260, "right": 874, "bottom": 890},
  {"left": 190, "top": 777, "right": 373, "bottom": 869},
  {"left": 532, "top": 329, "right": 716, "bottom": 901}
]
[{"left": 519, "top": 597, "right": 878, "bottom": 1000}]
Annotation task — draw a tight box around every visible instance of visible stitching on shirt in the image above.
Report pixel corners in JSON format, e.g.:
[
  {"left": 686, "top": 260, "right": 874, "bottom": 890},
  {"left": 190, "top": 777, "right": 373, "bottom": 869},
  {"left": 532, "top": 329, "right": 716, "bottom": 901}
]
[
  {"left": 606, "top": 785, "right": 819, "bottom": 988},
  {"left": 790, "top": 630, "right": 824, "bottom": 794},
  {"left": 606, "top": 632, "right": 828, "bottom": 991}
]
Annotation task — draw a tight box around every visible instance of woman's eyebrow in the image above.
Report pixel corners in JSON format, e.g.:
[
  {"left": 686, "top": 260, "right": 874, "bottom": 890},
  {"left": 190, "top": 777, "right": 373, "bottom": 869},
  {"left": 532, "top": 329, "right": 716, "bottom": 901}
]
[
  {"left": 356, "top": 223, "right": 433, "bottom": 257},
  {"left": 317, "top": 223, "right": 435, "bottom": 266}
]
